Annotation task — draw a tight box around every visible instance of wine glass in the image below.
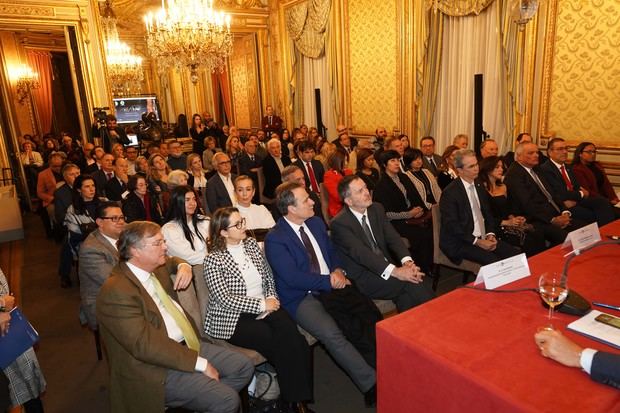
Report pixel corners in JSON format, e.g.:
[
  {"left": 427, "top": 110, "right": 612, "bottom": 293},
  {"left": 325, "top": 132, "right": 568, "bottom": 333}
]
[{"left": 538, "top": 272, "right": 568, "bottom": 330}]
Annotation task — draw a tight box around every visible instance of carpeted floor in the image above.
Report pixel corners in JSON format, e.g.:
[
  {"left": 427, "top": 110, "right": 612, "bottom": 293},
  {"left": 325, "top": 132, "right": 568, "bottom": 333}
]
[{"left": 17, "top": 212, "right": 464, "bottom": 412}]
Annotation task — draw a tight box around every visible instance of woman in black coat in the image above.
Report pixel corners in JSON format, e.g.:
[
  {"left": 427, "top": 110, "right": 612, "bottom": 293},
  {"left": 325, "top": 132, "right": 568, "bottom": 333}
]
[{"left": 122, "top": 174, "right": 163, "bottom": 224}]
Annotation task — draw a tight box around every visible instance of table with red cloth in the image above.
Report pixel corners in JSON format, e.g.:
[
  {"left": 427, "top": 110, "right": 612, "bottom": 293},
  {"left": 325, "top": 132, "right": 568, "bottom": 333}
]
[{"left": 377, "top": 220, "right": 620, "bottom": 412}]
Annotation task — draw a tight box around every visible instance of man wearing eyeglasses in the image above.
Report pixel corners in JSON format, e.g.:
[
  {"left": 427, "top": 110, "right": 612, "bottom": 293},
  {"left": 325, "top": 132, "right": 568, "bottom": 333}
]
[
  {"left": 207, "top": 152, "right": 238, "bottom": 212},
  {"left": 97, "top": 221, "right": 253, "bottom": 412}
]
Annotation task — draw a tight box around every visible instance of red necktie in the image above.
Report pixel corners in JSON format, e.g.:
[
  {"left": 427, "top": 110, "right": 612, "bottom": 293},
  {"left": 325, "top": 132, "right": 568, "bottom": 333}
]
[
  {"left": 106, "top": 172, "right": 113, "bottom": 181},
  {"left": 560, "top": 165, "right": 573, "bottom": 191},
  {"left": 307, "top": 162, "right": 319, "bottom": 193}
]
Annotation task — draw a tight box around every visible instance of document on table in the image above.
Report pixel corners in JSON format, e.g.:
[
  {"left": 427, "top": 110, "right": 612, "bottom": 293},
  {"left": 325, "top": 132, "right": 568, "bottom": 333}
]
[{"left": 567, "top": 310, "right": 620, "bottom": 349}]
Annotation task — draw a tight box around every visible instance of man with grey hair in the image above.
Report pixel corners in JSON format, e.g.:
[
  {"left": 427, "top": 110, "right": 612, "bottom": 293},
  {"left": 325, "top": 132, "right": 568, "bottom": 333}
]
[
  {"left": 274, "top": 165, "right": 324, "bottom": 223},
  {"left": 97, "top": 221, "right": 253, "bottom": 412},
  {"left": 439, "top": 149, "right": 519, "bottom": 265},
  {"left": 262, "top": 138, "right": 291, "bottom": 199},
  {"left": 480, "top": 138, "right": 499, "bottom": 159},
  {"left": 206, "top": 152, "right": 237, "bottom": 212}
]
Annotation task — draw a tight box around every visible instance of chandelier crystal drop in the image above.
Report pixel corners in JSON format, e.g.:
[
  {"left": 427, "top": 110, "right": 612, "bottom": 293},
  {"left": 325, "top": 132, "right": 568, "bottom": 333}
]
[{"left": 144, "top": 0, "right": 233, "bottom": 83}]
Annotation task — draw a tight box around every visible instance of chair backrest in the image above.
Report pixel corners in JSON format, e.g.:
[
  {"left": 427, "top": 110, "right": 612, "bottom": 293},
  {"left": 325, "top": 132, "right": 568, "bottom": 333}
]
[
  {"left": 257, "top": 167, "right": 273, "bottom": 205},
  {"left": 319, "top": 182, "right": 331, "bottom": 226},
  {"left": 431, "top": 204, "right": 442, "bottom": 263},
  {"left": 171, "top": 270, "right": 207, "bottom": 339}
]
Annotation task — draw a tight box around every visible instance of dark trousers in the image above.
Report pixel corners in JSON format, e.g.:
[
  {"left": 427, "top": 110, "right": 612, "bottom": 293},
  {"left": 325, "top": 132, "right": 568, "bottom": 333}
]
[
  {"left": 459, "top": 239, "right": 521, "bottom": 266},
  {"left": 352, "top": 272, "right": 434, "bottom": 313},
  {"left": 228, "top": 309, "right": 313, "bottom": 403},
  {"left": 392, "top": 220, "right": 434, "bottom": 274},
  {"left": 570, "top": 195, "right": 616, "bottom": 226}
]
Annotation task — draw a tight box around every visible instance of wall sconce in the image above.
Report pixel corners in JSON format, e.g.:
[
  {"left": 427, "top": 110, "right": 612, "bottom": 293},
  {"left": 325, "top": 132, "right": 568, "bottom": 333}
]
[
  {"left": 512, "top": 0, "right": 541, "bottom": 30},
  {"left": 13, "top": 64, "right": 40, "bottom": 105}
]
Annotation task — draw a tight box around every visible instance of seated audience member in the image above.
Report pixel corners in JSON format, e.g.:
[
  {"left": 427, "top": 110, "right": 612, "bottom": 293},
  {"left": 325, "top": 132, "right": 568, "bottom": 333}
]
[
  {"left": 378, "top": 136, "right": 406, "bottom": 172},
  {"left": 135, "top": 155, "right": 149, "bottom": 175},
  {"left": 85, "top": 146, "right": 105, "bottom": 174},
  {"left": 373, "top": 150, "right": 434, "bottom": 276},
  {"left": 1, "top": 268, "right": 46, "bottom": 413},
  {"left": 206, "top": 152, "right": 237, "bottom": 212},
  {"left": 331, "top": 175, "right": 434, "bottom": 312},
  {"left": 162, "top": 170, "right": 189, "bottom": 215},
  {"left": 159, "top": 142, "right": 169, "bottom": 160},
  {"left": 265, "top": 182, "right": 379, "bottom": 407},
  {"left": 262, "top": 138, "right": 292, "bottom": 199},
  {"left": 274, "top": 165, "right": 325, "bottom": 223},
  {"left": 439, "top": 150, "right": 520, "bottom": 265},
  {"left": 205, "top": 208, "right": 313, "bottom": 413},
  {"left": 37, "top": 152, "right": 65, "bottom": 237},
  {"left": 41, "top": 137, "right": 59, "bottom": 164},
  {"left": 538, "top": 138, "right": 615, "bottom": 226},
  {"left": 453, "top": 133, "right": 469, "bottom": 149},
  {"left": 122, "top": 174, "right": 163, "bottom": 224},
  {"left": 437, "top": 145, "right": 460, "bottom": 190},
  {"left": 145, "top": 142, "right": 160, "bottom": 158},
  {"left": 186, "top": 153, "right": 209, "bottom": 214},
  {"left": 55, "top": 164, "right": 81, "bottom": 287},
  {"left": 419, "top": 136, "right": 442, "bottom": 176},
  {"left": 104, "top": 157, "right": 129, "bottom": 201},
  {"left": 20, "top": 140, "right": 43, "bottom": 194},
  {"left": 504, "top": 133, "right": 548, "bottom": 168},
  {"left": 324, "top": 149, "right": 353, "bottom": 218},
  {"left": 96, "top": 221, "right": 253, "bottom": 413},
  {"left": 78, "top": 202, "right": 125, "bottom": 329},
  {"left": 399, "top": 134, "right": 411, "bottom": 151},
  {"left": 110, "top": 143, "right": 125, "bottom": 160},
  {"left": 504, "top": 142, "right": 584, "bottom": 246},
  {"left": 92, "top": 153, "right": 115, "bottom": 197},
  {"left": 233, "top": 175, "right": 275, "bottom": 230},
  {"left": 479, "top": 138, "right": 499, "bottom": 159},
  {"left": 125, "top": 146, "right": 138, "bottom": 175},
  {"left": 202, "top": 136, "right": 220, "bottom": 174},
  {"left": 293, "top": 141, "right": 324, "bottom": 194},
  {"left": 403, "top": 148, "right": 442, "bottom": 209},
  {"left": 281, "top": 128, "right": 293, "bottom": 156},
  {"left": 334, "top": 125, "right": 358, "bottom": 171},
  {"left": 167, "top": 140, "right": 188, "bottom": 171},
  {"left": 534, "top": 329, "right": 620, "bottom": 389},
  {"left": 148, "top": 153, "right": 171, "bottom": 192},
  {"left": 355, "top": 148, "right": 380, "bottom": 192},
  {"left": 572, "top": 142, "right": 620, "bottom": 208},
  {"left": 226, "top": 135, "right": 242, "bottom": 175},
  {"left": 479, "top": 156, "right": 546, "bottom": 257},
  {"left": 79, "top": 142, "right": 95, "bottom": 172},
  {"left": 371, "top": 127, "right": 387, "bottom": 151},
  {"left": 237, "top": 137, "right": 262, "bottom": 204},
  {"left": 315, "top": 141, "right": 336, "bottom": 172}
]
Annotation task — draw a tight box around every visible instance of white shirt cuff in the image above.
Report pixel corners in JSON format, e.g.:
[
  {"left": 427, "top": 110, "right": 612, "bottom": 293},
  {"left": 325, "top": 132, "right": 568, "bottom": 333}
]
[
  {"left": 382, "top": 264, "right": 395, "bottom": 280},
  {"left": 195, "top": 356, "right": 208, "bottom": 372},
  {"left": 580, "top": 348, "right": 597, "bottom": 375},
  {"left": 400, "top": 256, "right": 412, "bottom": 265}
]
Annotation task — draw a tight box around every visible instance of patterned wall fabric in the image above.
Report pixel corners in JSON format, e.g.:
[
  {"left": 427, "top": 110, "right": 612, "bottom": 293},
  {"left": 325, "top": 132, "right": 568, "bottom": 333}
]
[
  {"left": 348, "top": 0, "right": 398, "bottom": 134},
  {"left": 549, "top": 1, "right": 620, "bottom": 146},
  {"left": 231, "top": 35, "right": 261, "bottom": 129}
]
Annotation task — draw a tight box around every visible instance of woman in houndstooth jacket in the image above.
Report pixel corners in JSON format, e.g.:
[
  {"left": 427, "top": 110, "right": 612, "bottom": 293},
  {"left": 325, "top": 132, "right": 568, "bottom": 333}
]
[{"left": 204, "top": 207, "right": 313, "bottom": 413}]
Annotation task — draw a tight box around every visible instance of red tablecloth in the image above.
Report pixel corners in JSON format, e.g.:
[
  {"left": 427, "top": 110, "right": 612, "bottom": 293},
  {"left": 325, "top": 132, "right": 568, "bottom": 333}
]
[{"left": 377, "top": 221, "right": 620, "bottom": 412}]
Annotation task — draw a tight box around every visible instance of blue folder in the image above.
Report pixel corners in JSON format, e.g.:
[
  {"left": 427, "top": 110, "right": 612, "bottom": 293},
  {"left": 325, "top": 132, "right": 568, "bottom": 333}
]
[{"left": 0, "top": 307, "right": 39, "bottom": 369}]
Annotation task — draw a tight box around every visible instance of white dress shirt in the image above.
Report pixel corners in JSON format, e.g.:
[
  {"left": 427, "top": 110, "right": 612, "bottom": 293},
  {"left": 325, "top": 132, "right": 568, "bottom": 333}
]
[
  {"left": 219, "top": 172, "right": 236, "bottom": 205},
  {"left": 236, "top": 203, "right": 276, "bottom": 230},
  {"left": 284, "top": 217, "right": 330, "bottom": 275},
  {"left": 162, "top": 218, "right": 210, "bottom": 265}
]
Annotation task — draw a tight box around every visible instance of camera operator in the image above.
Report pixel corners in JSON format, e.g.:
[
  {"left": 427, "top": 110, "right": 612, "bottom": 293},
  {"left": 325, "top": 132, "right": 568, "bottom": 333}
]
[{"left": 100, "top": 114, "right": 129, "bottom": 153}]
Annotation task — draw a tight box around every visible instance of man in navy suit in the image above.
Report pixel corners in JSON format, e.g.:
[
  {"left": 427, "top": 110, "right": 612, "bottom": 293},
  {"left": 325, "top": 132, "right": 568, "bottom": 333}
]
[
  {"left": 292, "top": 141, "right": 324, "bottom": 194},
  {"left": 535, "top": 329, "right": 620, "bottom": 389},
  {"left": 538, "top": 138, "right": 614, "bottom": 226},
  {"left": 206, "top": 152, "right": 237, "bottom": 212},
  {"left": 265, "top": 181, "right": 378, "bottom": 407},
  {"left": 440, "top": 149, "right": 519, "bottom": 265}
]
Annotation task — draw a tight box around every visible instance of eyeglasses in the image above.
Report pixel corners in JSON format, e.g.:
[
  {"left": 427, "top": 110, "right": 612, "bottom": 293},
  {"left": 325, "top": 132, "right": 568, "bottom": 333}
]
[
  {"left": 100, "top": 215, "right": 126, "bottom": 223},
  {"left": 583, "top": 150, "right": 597, "bottom": 154},
  {"left": 227, "top": 218, "right": 246, "bottom": 230},
  {"left": 148, "top": 239, "right": 167, "bottom": 247}
]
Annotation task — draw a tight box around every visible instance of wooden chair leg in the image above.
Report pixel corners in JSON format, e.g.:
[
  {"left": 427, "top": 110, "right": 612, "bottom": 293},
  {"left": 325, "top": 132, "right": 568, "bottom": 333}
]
[
  {"left": 432, "top": 264, "right": 441, "bottom": 291},
  {"left": 94, "top": 328, "right": 103, "bottom": 361}
]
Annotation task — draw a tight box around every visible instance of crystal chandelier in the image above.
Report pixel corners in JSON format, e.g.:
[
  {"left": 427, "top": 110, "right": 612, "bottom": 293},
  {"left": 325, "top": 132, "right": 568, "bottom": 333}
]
[
  {"left": 144, "top": 0, "right": 233, "bottom": 84},
  {"left": 100, "top": 0, "right": 144, "bottom": 95}
]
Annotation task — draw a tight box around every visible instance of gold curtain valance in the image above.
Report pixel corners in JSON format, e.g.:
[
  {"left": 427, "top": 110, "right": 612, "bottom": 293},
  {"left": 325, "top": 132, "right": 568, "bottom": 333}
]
[
  {"left": 426, "top": 0, "right": 496, "bottom": 16},
  {"left": 285, "top": 0, "right": 331, "bottom": 58}
]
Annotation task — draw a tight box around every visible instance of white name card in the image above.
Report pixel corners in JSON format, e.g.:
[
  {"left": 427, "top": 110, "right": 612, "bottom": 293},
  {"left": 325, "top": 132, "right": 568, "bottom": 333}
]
[
  {"left": 474, "top": 253, "right": 530, "bottom": 289},
  {"left": 561, "top": 222, "right": 601, "bottom": 252}
]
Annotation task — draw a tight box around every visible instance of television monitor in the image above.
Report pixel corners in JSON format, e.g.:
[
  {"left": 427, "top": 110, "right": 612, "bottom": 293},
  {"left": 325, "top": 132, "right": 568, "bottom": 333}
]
[{"left": 113, "top": 96, "right": 161, "bottom": 125}]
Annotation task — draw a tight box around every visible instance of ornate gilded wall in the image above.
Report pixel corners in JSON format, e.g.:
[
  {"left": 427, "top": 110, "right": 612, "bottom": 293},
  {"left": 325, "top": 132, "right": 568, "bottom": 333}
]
[
  {"left": 346, "top": 0, "right": 398, "bottom": 135},
  {"left": 230, "top": 34, "right": 261, "bottom": 129},
  {"left": 547, "top": 0, "right": 620, "bottom": 146}
]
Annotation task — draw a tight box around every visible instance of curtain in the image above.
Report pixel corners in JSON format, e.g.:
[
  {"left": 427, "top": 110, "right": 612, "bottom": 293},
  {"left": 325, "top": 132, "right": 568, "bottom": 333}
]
[
  {"left": 27, "top": 51, "right": 53, "bottom": 134},
  {"left": 211, "top": 69, "right": 232, "bottom": 125},
  {"left": 429, "top": 0, "right": 507, "bottom": 153},
  {"left": 417, "top": 9, "right": 444, "bottom": 139},
  {"left": 285, "top": 0, "right": 331, "bottom": 58},
  {"left": 301, "top": 53, "right": 336, "bottom": 137},
  {"left": 425, "top": 0, "right": 495, "bottom": 16},
  {"left": 326, "top": 0, "right": 344, "bottom": 124}
]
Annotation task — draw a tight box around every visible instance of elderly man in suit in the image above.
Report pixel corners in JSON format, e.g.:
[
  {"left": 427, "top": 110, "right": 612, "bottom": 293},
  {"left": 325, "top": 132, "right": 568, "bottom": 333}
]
[
  {"left": 293, "top": 141, "right": 324, "bottom": 194},
  {"left": 104, "top": 157, "right": 129, "bottom": 201},
  {"left": 261, "top": 105, "right": 283, "bottom": 138},
  {"left": 504, "top": 142, "right": 585, "bottom": 246},
  {"left": 265, "top": 182, "right": 378, "bottom": 407},
  {"left": 93, "top": 153, "right": 116, "bottom": 197},
  {"left": 420, "top": 136, "right": 442, "bottom": 176},
  {"left": 538, "top": 137, "right": 614, "bottom": 226},
  {"left": 96, "top": 221, "right": 253, "bottom": 413},
  {"left": 79, "top": 201, "right": 125, "bottom": 329},
  {"left": 206, "top": 152, "right": 237, "bottom": 212},
  {"left": 331, "top": 175, "right": 434, "bottom": 312},
  {"left": 262, "top": 138, "right": 291, "bottom": 200},
  {"left": 440, "top": 149, "right": 520, "bottom": 265}
]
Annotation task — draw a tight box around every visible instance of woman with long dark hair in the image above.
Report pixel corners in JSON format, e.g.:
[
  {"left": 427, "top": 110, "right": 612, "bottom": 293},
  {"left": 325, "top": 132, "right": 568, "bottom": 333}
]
[
  {"left": 190, "top": 113, "right": 208, "bottom": 154},
  {"left": 355, "top": 148, "right": 380, "bottom": 192},
  {"left": 324, "top": 149, "right": 353, "bottom": 218},
  {"left": 437, "top": 145, "right": 460, "bottom": 190},
  {"left": 572, "top": 142, "right": 620, "bottom": 207},
  {"left": 173, "top": 113, "right": 189, "bottom": 138},
  {"left": 205, "top": 207, "right": 312, "bottom": 413}
]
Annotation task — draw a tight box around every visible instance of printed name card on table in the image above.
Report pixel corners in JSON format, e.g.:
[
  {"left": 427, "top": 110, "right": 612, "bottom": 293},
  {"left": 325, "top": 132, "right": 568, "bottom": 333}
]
[
  {"left": 474, "top": 253, "right": 530, "bottom": 290},
  {"left": 561, "top": 222, "right": 601, "bottom": 252}
]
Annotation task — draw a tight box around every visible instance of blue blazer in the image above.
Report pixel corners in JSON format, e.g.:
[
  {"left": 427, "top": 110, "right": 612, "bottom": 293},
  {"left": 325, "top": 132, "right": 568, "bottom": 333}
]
[{"left": 264, "top": 216, "right": 341, "bottom": 318}]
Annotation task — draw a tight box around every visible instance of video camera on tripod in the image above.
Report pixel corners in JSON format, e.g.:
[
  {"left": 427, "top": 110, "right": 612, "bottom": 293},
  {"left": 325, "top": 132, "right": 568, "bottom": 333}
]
[{"left": 93, "top": 106, "right": 110, "bottom": 129}]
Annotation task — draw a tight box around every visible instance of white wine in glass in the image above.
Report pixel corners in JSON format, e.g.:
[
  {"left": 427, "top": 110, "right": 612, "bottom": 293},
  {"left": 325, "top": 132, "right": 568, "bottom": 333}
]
[{"left": 538, "top": 272, "right": 568, "bottom": 329}]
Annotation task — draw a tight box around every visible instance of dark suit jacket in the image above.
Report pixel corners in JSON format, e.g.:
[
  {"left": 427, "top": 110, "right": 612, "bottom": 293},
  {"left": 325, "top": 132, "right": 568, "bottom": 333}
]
[
  {"left": 591, "top": 351, "right": 620, "bottom": 389},
  {"left": 78, "top": 229, "right": 118, "bottom": 329},
  {"left": 206, "top": 173, "right": 237, "bottom": 212},
  {"left": 422, "top": 154, "right": 442, "bottom": 176},
  {"left": 270, "top": 190, "right": 325, "bottom": 225},
  {"left": 439, "top": 178, "right": 499, "bottom": 264},
  {"left": 538, "top": 160, "right": 583, "bottom": 202},
  {"left": 264, "top": 216, "right": 340, "bottom": 318},
  {"left": 105, "top": 177, "right": 127, "bottom": 202},
  {"left": 238, "top": 152, "right": 262, "bottom": 179},
  {"left": 331, "top": 203, "right": 409, "bottom": 283},
  {"left": 294, "top": 159, "right": 325, "bottom": 191},
  {"left": 101, "top": 126, "right": 129, "bottom": 153},
  {"left": 96, "top": 257, "right": 195, "bottom": 413},
  {"left": 122, "top": 191, "right": 163, "bottom": 225},
  {"left": 261, "top": 114, "right": 283, "bottom": 136},
  {"left": 262, "top": 154, "right": 291, "bottom": 199},
  {"left": 53, "top": 183, "right": 74, "bottom": 226},
  {"left": 504, "top": 162, "right": 562, "bottom": 224},
  {"left": 92, "top": 169, "right": 113, "bottom": 197},
  {"left": 84, "top": 162, "right": 100, "bottom": 175}
]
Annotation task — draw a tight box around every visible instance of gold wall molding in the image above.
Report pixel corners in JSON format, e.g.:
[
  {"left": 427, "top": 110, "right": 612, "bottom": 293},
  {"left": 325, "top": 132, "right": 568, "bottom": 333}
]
[{"left": 0, "top": 4, "right": 54, "bottom": 17}]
